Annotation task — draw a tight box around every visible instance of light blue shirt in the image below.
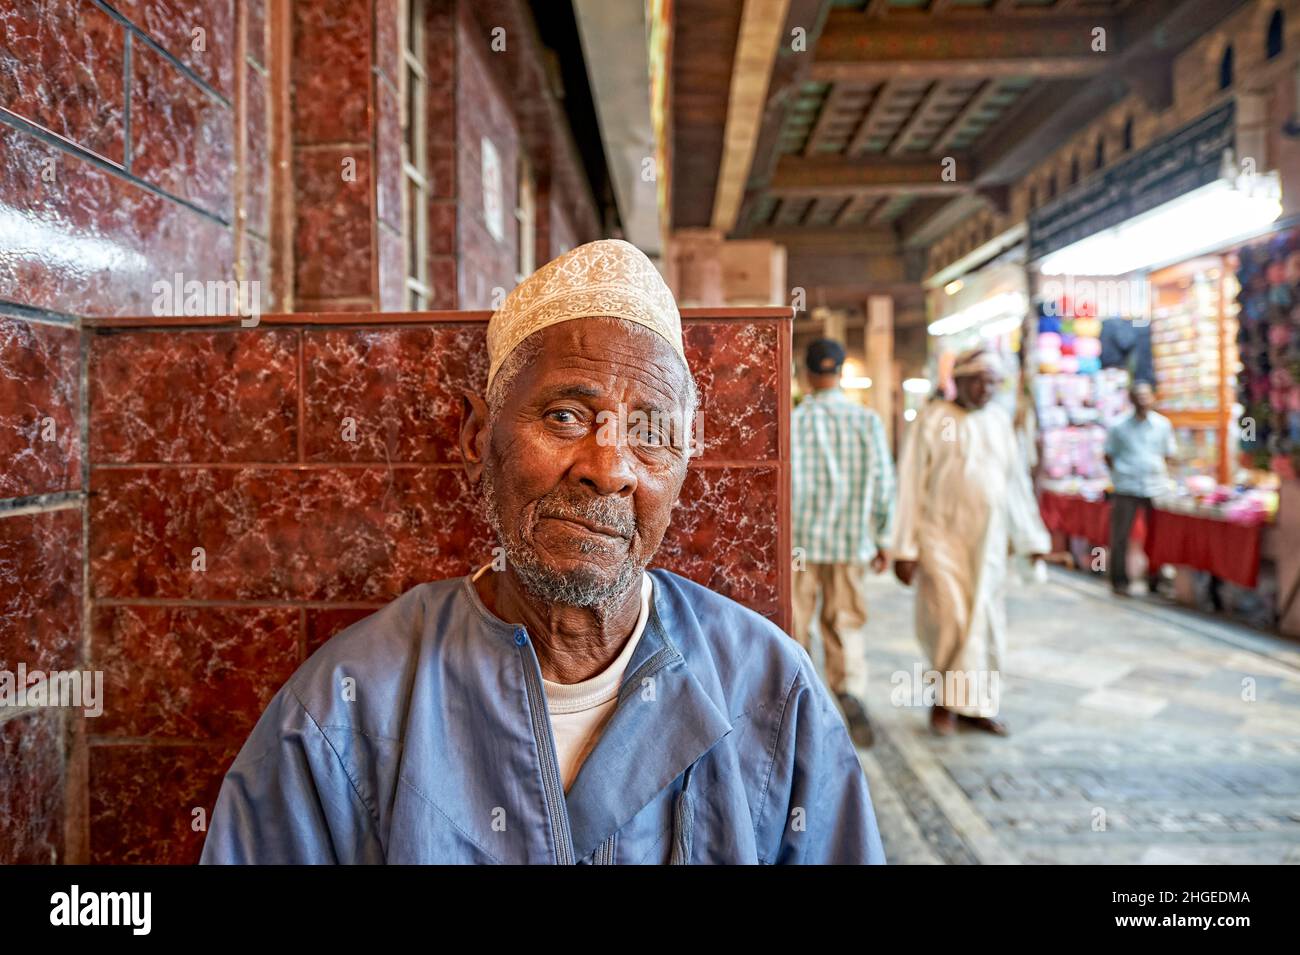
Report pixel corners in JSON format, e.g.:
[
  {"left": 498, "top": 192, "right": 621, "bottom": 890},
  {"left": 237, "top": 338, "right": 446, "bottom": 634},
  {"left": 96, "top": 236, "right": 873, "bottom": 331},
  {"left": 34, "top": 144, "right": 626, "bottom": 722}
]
[
  {"left": 200, "top": 569, "right": 886, "bottom": 864},
  {"left": 1105, "top": 410, "right": 1176, "bottom": 499}
]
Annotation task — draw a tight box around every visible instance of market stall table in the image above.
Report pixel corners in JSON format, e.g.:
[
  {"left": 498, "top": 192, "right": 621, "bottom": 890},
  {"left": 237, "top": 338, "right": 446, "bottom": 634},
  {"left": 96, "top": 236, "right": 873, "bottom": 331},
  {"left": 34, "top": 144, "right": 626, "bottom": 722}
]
[
  {"left": 1038, "top": 490, "right": 1266, "bottom": 589},
  {"left": 1146, "top": 508, "right": 1265, "bottom": 590}
]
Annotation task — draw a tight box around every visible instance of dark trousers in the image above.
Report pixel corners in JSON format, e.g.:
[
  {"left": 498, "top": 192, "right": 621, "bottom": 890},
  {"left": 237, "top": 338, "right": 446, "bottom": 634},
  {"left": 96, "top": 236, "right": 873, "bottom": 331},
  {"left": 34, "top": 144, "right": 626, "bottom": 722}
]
[{"left": 1109, "top": 493, "right": 1158, "bottom": 590}]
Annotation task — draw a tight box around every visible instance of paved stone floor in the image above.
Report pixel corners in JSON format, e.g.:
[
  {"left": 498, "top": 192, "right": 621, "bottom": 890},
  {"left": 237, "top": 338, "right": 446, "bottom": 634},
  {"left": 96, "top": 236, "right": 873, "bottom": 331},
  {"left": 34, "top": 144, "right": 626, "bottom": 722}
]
[{"left": 835, "top": 568, "right": 1300, "bottom": 864}]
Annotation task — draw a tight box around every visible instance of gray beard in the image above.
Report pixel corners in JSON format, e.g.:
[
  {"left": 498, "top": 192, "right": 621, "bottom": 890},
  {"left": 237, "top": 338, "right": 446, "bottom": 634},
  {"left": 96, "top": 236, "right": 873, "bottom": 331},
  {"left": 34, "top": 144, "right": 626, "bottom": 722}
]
[{"left": 480, "top": 464, "right": 645, "bottom": 608}]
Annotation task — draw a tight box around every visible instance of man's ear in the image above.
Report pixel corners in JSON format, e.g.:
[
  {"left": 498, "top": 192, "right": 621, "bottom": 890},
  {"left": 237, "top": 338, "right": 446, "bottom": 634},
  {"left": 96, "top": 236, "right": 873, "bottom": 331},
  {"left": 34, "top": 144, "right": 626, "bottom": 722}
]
[{"left": 459, "top": 389, "right": 490, "bottom": 482}]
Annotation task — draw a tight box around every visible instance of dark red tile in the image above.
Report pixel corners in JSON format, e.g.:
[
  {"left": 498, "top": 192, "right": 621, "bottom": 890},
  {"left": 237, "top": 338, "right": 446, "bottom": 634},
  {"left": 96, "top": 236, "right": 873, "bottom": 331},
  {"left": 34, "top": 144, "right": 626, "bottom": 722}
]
[
  {"left": 429, "top": 199, "right": 455, "bottom": 256},
  {"left": 685, "top": 322, "right": 780, "bottom": 462},
  {"left": 90, "top": 466, "right": 494, "bottom": 602},
  {"left": 0, "top": 0, "right": 125, "bottom": 162},
  {"left": 0, "top": 709, "right": 65, "bottom": 863},
  {"left": 305, "top": 607, "right": 378, "bottom": 655},
  {"left": 657, "top": 466, "right": 780, "bottom": 620},
  {"left": 291, "top": 0, "right": 372, "bottom": 144},
  {"left": 292, "top": 467, "right": 495, "bottom": 601},
  {"left": 293, "top": 147, "right": 373, "bottom": 300},
  {"left": 428, "top": 142, "right": 455, "bottom": 199},
  {"left": 375, "top": 77, "right": 401, "bottom": 231},
  {"left": 88, "top": 742, "right": 239, "bottom": 864},
  {"left": 130, "top": 39, "right": 233, "bottom": 218},
  {"left": 303, "top": 325, "right": 486, "bottom": 462},
  {"left": 0, "top": 508, "right": 83, "bottom": 675},
  {"left": 92, "top": 605, "right": 298, "bottom": 739},
  {"left": 242, "top": 62, "right": 270, "bottom": 237},
  {"left": 113, "top": 0, "right": 236, "bottom": 99},
  {"left": 425, "top": 0, "right": 455, "bottom": 84},
  {"left": 0, "top": 124, "right": 235, "bottom": 318},
  {"left": 0, "top": 317, "right": 81, "bottom": 498},
  {"left": 90, "top": 467, "right": 298, "bottom": 601},
  {"left": 429, "top": 256, "right": 456, "bottom": 308},
  {"left": 88, "top": 328, "right": 298, "bottom": 463}
]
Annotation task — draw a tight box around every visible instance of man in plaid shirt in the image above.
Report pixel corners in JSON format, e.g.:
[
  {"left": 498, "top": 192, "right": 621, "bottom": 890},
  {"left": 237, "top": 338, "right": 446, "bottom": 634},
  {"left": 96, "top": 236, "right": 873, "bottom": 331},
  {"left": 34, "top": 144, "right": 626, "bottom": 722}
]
[{"left": 791, "top": 339, "right": 896, "bottom": 748}]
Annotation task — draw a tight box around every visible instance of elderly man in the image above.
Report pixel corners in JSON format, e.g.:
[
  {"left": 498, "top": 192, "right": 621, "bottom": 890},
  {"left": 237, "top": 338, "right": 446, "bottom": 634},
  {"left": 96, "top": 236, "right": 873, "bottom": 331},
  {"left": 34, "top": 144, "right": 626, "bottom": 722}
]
[
  {"left": 890, "top": 347, "right": 1050, "bottom": 738},
  {"left": 200, "top": 239, "right": 885, "bottom": 865}
]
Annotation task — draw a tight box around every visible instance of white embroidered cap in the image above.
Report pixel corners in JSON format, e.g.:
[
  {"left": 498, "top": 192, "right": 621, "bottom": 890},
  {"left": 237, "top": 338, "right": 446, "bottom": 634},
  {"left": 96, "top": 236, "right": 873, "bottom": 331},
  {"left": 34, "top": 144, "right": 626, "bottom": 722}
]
[{"left": 486, "top": 239, "right": 685, "bottom": 390}]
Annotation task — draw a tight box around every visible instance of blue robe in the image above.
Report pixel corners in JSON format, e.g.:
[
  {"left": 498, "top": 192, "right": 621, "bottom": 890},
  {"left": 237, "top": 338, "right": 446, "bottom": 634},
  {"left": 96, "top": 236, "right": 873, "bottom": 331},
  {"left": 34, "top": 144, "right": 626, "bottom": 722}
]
[{"left": 200, "top": 569, "right": 886, "bottom": 864}]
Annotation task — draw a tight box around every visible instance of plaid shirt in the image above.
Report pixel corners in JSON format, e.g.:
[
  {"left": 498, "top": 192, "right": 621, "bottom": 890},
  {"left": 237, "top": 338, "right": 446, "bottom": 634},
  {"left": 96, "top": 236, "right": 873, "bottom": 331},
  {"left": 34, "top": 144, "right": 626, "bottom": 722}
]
[{"left": 792, "top": 387, "right": 896, "bottom": 564}]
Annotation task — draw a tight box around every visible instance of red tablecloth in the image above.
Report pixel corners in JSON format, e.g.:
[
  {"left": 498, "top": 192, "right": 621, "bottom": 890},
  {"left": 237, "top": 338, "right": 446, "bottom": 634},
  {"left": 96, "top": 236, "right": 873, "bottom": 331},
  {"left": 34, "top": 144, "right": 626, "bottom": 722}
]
[
  {"left": 1145, "top": 509, "right": 1263, "bottom": 589},
  {"left": 1038, "top": 491, "right": 1263, "bottom": 589},
  {"left": 1038, "top": 491, "right": 1115, "bottom": 548}
]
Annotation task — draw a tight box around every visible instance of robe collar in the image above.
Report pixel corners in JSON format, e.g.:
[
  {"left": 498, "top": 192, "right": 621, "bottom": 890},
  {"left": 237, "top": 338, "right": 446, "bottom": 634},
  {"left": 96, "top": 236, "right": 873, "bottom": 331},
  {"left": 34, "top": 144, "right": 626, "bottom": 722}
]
[
  {"left": 460, "top": 568, "right": 734, "bottom": 861},
  {"left": 561, "top": 569, "right": 734, "bottom": 860}
]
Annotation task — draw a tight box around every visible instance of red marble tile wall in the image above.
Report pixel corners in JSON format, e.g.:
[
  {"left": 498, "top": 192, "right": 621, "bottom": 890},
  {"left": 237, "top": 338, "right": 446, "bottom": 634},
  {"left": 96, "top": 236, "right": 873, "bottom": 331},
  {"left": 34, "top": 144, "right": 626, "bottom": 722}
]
[
  {"left": 0, "top": 317, "right": 84, "bottom": 865},
  {"left": 0, "top": 0, "right": 276, "bottom": 319},
  {"left": 426, "top": 0, "right": 459, "bottom": 309},
  {"left": 290, "top": 0, "right": 378, "bottom": 311},
  {"left": 288, "top": 0, "right": 600, "bottom": 312},
  {"left": 454, "top": 2, "right": 521, "bottom": 309},
  {"left": 82, "top": 308, "right": 790, "bottom": 863},
  {"left": 0, "top": 507, "right": 84, "bottom": 864},
  {"left": 0, "top": 0, "right": 271, "bottom": 864}
]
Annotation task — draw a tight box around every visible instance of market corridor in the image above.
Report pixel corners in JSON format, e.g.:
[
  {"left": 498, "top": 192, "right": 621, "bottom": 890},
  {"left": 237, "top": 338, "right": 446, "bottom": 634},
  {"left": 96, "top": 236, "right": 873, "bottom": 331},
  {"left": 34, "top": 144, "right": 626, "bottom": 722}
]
[{"left": 848, "top": 570, "right": 1300, "bottom": 865}]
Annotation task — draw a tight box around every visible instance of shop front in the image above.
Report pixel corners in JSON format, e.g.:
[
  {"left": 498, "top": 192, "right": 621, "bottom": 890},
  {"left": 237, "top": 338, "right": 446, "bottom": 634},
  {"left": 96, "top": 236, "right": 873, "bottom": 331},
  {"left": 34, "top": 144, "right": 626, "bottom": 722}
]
[
  {"left": 924, "top": 250, "right": 1031, "bottom": 419},
  {"left": 1026, "top": 98, "right": 1293, "bottom": 627}
]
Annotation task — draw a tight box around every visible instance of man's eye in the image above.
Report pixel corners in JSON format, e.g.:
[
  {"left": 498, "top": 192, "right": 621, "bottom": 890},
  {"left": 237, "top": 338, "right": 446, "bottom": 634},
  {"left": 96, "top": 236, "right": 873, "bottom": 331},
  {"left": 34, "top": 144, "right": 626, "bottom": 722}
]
[{"left": 546, "top": 409, "right": 581, "bottom": 424}]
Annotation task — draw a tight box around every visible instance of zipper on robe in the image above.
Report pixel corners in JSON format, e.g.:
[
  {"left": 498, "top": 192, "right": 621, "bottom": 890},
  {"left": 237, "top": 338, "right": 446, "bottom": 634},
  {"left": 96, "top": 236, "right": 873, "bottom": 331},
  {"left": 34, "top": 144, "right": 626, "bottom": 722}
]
[{"left": 516, "top": 626, "right": 577, "bottom": 864}]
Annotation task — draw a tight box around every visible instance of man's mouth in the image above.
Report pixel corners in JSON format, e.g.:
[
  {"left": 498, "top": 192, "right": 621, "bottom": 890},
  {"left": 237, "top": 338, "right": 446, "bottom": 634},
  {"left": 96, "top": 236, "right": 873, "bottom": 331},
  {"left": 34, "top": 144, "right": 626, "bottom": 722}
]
[{"left": 540, "top": 515, "right": 629, "bottom": 540}]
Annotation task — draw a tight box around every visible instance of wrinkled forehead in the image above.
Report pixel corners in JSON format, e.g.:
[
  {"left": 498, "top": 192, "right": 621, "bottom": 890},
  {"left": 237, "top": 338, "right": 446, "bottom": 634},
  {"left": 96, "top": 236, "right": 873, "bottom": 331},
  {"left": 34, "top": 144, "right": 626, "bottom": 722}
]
[{"left": 517, "top": 316, "right": 691, "bottom": 398}]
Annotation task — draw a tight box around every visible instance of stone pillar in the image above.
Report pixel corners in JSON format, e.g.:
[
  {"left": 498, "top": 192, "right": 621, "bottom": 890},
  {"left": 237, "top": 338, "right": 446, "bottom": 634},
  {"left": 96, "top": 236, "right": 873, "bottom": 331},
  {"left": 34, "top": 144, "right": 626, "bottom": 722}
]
[
  {"left": 821, "top": 309, "right": 846, "bottom": 345},
  {"left": 669, "top": 228, "right": 726, "bottom": 306},
  {"left": 719, "top": 240, "right": 787, "bottom": 305},
  {"left": 866, "top": 295, "right": 894, "bottom": 446}
]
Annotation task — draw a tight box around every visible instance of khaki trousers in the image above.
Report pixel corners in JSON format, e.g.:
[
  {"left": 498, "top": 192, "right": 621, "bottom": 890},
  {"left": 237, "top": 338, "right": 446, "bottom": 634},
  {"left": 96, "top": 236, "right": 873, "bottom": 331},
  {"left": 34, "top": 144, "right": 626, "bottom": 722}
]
[{"left": 792, "top": 562, "right": 870, "bottom": 701}]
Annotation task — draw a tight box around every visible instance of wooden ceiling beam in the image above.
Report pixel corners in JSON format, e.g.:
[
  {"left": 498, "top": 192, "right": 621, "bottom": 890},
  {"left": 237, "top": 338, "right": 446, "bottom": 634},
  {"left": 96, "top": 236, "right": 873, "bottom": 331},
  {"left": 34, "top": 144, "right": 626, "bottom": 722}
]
[
  {"left": 971, "top": 0, "right": 1252, "bottom": 186},
  {"left": 929, "top": 79, "right": 1000, "bottom": 156},
  {"left": 887, "top": 80, "right": 949, "bottom": 157},
  {"left": 770, "top": 154, "right": 976, "bottom": 198},
  {"left": 832, "top": 194, "right": 877, "bottom": 226},
  {"left": 711, "top": 0, "right": 792, "bottom": 232},
  {"left": 895, "top": 194, "right": 983, "bottom": 248},
  {"left": 847, "top": 79, "right": 902, "bottom": 156},
  {"left": 869, "top": 196, "right": 900, "bottom": 225},
  {"left": 811, "top": 10, "right": 1117, "bottom": 81},
  {"left": 750, "top": 224, "right": 900, "bottom": 251},
  {"left": 729, "top": 0, "right": 836, "bottom": 235},
  {"left": 803, "top": 82, "right": 862, "bottom": 157}
]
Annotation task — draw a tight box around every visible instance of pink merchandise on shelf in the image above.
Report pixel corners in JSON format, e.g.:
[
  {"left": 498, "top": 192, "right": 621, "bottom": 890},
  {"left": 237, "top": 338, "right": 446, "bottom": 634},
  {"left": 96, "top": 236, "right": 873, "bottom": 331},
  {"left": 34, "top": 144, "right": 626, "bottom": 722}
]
[{"left": 1075, "top": 337, "right": 1102, "bottom": 358}]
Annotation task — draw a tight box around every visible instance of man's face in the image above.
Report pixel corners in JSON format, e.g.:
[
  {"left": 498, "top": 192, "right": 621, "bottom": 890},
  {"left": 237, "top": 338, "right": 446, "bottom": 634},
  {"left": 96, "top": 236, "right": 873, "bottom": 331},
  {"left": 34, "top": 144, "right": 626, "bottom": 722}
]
[
  {"left": 473, "top": 318, "right": 692, "bottom": 607},
  {"left": 1131, "top": 383, "right": 1155, "bottom": 411},
  {"left": 955, "top": 370, "right": 999, "bottom": 410}
]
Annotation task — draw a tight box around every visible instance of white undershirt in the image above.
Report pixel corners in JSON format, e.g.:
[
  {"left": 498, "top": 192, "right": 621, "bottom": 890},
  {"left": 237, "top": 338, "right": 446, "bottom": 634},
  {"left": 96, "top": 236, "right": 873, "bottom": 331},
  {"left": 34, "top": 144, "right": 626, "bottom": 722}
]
[{"left": 472, "top": 566, "right": 653, "bottom": 791}]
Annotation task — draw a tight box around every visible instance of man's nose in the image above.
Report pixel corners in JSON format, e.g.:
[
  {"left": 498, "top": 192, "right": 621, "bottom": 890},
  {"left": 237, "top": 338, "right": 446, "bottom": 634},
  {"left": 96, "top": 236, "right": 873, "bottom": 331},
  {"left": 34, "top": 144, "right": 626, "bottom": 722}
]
[{"left": 571, "top": 433, "right": 638, "bottom": 496}]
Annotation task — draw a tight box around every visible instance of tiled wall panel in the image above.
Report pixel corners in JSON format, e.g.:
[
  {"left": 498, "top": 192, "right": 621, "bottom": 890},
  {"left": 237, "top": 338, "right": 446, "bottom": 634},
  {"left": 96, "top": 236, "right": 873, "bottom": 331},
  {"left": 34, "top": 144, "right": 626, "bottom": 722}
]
[
  {"left": 0, "top": 0, "right": 276, "bottom": 866},
  {"left": 82, "top": 310, "right": 791, "bottom": 863}
]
